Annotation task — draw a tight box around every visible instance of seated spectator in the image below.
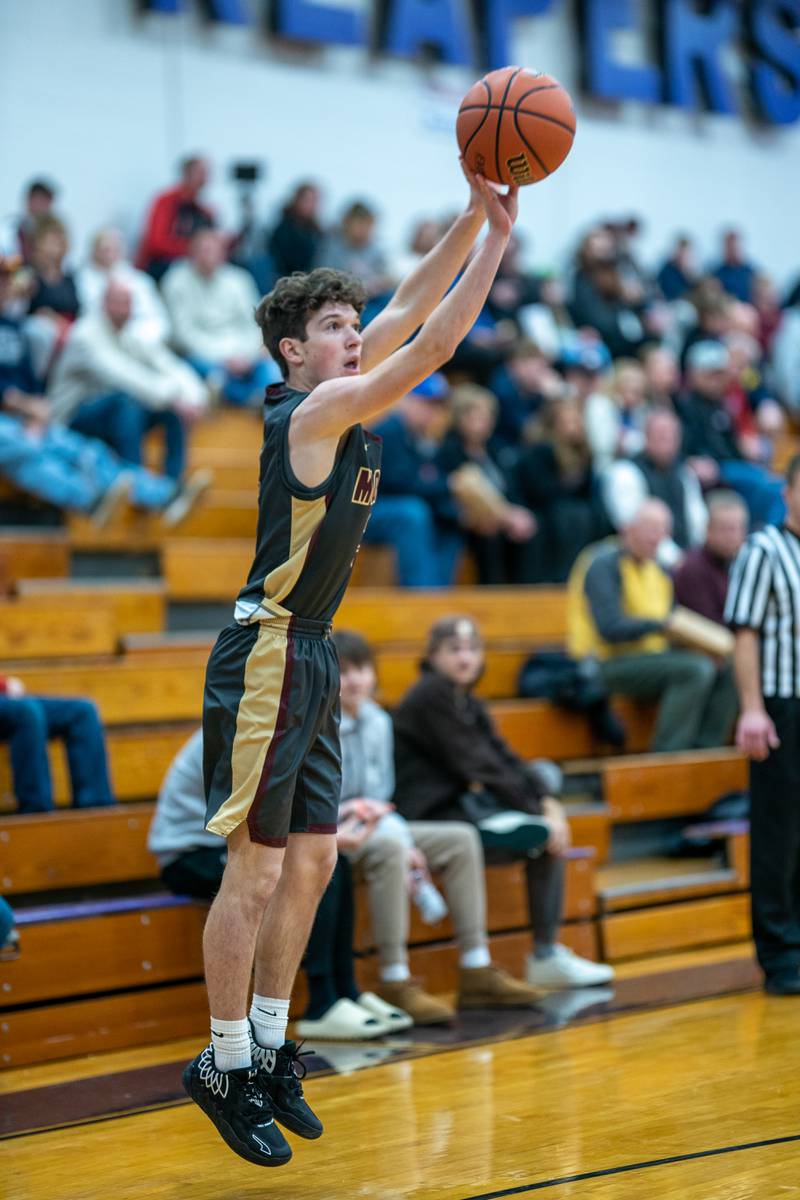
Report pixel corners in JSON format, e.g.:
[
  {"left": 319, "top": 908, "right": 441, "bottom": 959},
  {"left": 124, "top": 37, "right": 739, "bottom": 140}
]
[
  {"left": 751, "top": 274, "right": 782, "bottom": 357},
  {"left": 606, "top": 357, "right": 649, "bottom": 460},
  {"left": 711, "top": 228, "right": 758, "bottom": 303},
  {"left": 602, "top": 409, "right": 707, "bottom": 568},
  {"left": 162, "top": 229, "right": 279, "bottom": 406},
  {"left": 514, "top": 395, "right": 610, "bottom": 583},
  {"left": 76, "top": 228, "right": 169, "bottom": 345},
  {"left": 364, "top": 374, "right": 463, "bottom": 587},
  {"left": 0, "top": 674, "right": 114, "bottom": 812},
  {"left": 334, "top": 629, "right": 540, "bottom": 1022},
  {"left": 488, "top": 339, "right": 563, "bottom": 447},
  {"left": 316, "top": 201, "right": 394, "bottom": 306},
  {"left": 641, "top": 344, "right": 680, "bottom": 409},
  {"left": 724, "top": 331, "right": 784, "bottom": 464},
  {"left": 49, "top": 280, "right": 207, "bottom": 480},
  {"left": 486, "top": 233, "right": 541, "bottom": 327},
  {"left": 677, "top": 341, "right": 784, "bottom": 526},
  {"left": 679, "top": 285, "right": 730, "bottom": 369},
  {"left": 136, "top": 155, "right": 216, "bottom": 282},
  {"left": 567, "top": 499, "right": 738, "bottom": 751},
  {"left": 569, "top": 228, "right": 647, "bottom": 359},
  {"left": 25, "top": 216, "right": 81, "bottom": 378},
  {"left": 657, "top": 234, "right": 698, "bottom": 302},
  {"left": 517, "top": 273, "right": 575, "bottom": 362},
  {"left": 392, "top": 616, "right": 614, "bottom": 989},
  {"left": 559, "top": 340, "right": 616, "bottom": 468},
  {"left": 673, "top": 491, "right": 748, "bottom": 624},
  {"left": 436, "top": 383, "right": 535, "bottom": 583},
  {"left": 148, "top": 729, "right": 403, "bottom": 1041},
  {"left": 0, "top": 177, "right": 59, "bottom": 265},
  {"left": 267, "top": 182, "right": 324, "bottom": 279}
]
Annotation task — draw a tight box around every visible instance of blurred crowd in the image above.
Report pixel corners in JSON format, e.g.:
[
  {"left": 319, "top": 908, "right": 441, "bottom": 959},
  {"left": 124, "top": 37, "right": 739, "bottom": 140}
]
[{"left": 1, "top": 157, "right": 799, "bottom": 580}]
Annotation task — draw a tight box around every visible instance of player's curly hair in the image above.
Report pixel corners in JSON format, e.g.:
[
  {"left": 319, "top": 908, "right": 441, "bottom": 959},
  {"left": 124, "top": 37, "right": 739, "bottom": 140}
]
[{"left": 255, "top": 268, "right": 367, "bottom": 380}]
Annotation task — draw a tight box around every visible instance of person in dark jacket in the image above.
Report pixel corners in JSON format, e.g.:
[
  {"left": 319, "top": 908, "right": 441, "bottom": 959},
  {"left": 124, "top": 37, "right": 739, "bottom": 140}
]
[
  {"left": 673, "top": 491, "right": 748, "bottom": 624},
  {"left": 514, "top": 395, "right": 611, "bottom": 583},
  {"left": 267, "top": 182, "right": 323, "bottom": 278},
  {"left": 678, "top": 341, "right": 784, "bottom": 526},
  {"left": 363, "top": 373, "right": 463, "bottom": 586},
  {"left": 392, "top": 616, "right": 614, "bottom": 990},
  {"left": 656, "top": 234, "right": 698, "bottom": 302}
]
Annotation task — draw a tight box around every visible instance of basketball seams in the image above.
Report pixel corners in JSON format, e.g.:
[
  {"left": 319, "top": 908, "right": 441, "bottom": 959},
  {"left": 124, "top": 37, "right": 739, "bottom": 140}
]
[
  {"left": 460, "top": 78, "right": 492, "bottom": 159},
  {"left": 494, "top": 66, "right": 522, "bottom": 185},
  {"left": 511, "top": 107, "right": 550, "bottom": 179},
  {"left": 460, "top": 104, "right": 575, "bottom": 137}
]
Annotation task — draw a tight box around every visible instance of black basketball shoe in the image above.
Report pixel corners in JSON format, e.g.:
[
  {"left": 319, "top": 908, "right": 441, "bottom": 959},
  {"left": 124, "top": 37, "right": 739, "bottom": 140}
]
[
  {"left": 249, "top": 1032, "right": 323, "bottom": 1139},
  {"left": 183, "top": 1045, "right": 292, "bottom": 1167}
]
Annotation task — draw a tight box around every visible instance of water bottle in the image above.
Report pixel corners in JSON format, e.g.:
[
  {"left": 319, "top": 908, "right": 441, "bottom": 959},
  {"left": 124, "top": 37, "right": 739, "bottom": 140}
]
[{"left": 411, "top": 869, "right": 449, "bottom": 925}]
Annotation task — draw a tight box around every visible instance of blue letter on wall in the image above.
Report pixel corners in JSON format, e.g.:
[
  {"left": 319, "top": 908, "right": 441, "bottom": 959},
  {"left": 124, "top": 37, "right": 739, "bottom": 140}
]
[
  {"left": 660, "top": 0, "right": 738, "bottom": 114},
  {"left": 274, "top": 0, "right": 365, "bottom": 46},
  {"left": 581, "top": 0, "right": 661, "bottom": 103},
  {"left": 382, "top": 0, "right": 473, "bottom": 65},
  {"left": 143, "top": 0, "right": 251, "bottom": 17},
  {"left": 476, "top": 0, "right": 554, "bottom": 72},
  {"left": 747, "top": 0, "right": 800, "bottom": 125}
]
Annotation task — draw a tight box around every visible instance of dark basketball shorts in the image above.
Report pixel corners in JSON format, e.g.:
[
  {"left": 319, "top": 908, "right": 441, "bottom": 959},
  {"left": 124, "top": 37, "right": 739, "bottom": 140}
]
[{"left": 202, "top": 616, "right": 341, "bottom": 846}]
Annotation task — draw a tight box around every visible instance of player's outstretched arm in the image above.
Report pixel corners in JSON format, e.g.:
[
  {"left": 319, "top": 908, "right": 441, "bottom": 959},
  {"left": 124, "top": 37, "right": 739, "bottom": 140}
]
[
  {"left": 358, "top": 162, "right": 487, "bottom": 373},
  {"left": 292, "top": 177, "right": 518, "bottom": 447}
]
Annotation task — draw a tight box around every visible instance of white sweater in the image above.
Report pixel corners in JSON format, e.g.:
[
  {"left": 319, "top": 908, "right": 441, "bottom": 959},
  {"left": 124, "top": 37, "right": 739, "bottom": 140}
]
[{"left": 161, "top": 260, "right": 263, "bottom": 363}]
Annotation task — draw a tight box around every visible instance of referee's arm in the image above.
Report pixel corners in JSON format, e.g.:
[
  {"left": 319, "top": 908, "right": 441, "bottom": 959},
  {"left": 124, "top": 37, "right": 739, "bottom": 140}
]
[{"left": 724, "top": 541, "right": 780, "bottom": 761}]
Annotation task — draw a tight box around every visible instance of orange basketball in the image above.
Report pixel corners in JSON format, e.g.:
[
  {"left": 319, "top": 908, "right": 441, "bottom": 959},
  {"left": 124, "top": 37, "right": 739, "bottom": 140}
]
[{"left": 456, "top": 66, "right": 576, "bottom": 187}]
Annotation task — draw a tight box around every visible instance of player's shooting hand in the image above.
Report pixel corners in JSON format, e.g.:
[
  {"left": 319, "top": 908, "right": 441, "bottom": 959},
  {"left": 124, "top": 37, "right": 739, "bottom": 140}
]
[
  {"left": 459, "top": 158, "right": 485, "bottom": 218},
  {"left": 474, "top": 174, "right": 519, "bottom": 238},
  {"left": 736, "top": 708, "right": 780, "bottom": 761}
]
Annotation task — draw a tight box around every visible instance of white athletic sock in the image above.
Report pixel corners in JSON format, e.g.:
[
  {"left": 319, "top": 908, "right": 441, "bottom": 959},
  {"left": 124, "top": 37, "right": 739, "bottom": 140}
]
[
  {"left": 210, "top": 1016, "right": 252, "bottom": 1072},
  {"left": 379, "top": 963, "right": 410, "bottom": 983},
  {"left": 249, "top": 994, "right": 290, "bottom": 1049},
  {"left": 460, "top": 946, "right": 491, "bottom": 969}
]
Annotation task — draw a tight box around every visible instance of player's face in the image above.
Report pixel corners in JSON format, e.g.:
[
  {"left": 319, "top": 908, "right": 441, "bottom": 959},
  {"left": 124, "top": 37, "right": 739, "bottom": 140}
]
[
  {"left": 339, "top": 659, "right": 377, "bottom": 715},
  {"left": 429, "top": 634, "right": 484, "bottom": 689},
  {"left": 300, "top": 302, "right": 362, "bottom": 384}
]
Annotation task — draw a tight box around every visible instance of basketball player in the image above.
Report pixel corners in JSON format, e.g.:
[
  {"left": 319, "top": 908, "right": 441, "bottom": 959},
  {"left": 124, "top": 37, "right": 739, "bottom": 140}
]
[{"left": 182, "top": 166, "right": 519, "bottom": 1166}]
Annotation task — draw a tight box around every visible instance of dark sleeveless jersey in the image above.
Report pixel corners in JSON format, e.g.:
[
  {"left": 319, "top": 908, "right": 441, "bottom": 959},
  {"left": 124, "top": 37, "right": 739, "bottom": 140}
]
[{"left": 234, "top": 384, "right": 382, "bottom": 625}]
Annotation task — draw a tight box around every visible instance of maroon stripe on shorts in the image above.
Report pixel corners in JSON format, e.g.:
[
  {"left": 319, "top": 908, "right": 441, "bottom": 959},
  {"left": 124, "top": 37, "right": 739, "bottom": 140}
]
[{"left": 247, "top": 618, "right": 297, "bottom": 846}]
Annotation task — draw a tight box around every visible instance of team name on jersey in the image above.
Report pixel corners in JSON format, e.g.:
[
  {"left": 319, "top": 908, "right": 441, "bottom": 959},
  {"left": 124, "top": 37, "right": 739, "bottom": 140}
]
[{"left": 352, "top": 466, "right": 381, "bottom": 506}]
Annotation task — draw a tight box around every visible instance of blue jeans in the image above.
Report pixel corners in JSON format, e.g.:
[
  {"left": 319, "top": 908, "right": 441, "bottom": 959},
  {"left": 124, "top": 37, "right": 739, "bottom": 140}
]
[
  {"left": 69, "top": 392, "right": 186, "bottom": 480},
  {"left": 720, "top": 460, "right": 786, "bottom": 527},
  {"left": 362, "top": 495, "right": 463, "bottom": 587},
  {"left": 0, "top": 416, "right": 176, "bottom": 513},
  {"left": 187, "top": 356, "right": 280, "bottom": 407},
  {"left": 0, "top": 696, "right": 115, "bottom": 813}
]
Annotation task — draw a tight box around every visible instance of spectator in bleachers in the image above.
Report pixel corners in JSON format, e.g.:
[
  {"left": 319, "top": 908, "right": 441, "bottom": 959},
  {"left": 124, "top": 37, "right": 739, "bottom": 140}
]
[
  {"left": 606, "top": 357, "right": 649, "bottom": 460},
  {"left": 0, "top": 178, "right": 60, "bottom": 265},
  {"left": 514, "top": 395, "right": 610, "bottom": 584},
  {"left": 364, "top": 374, "right": 463, "bottom": 587},
  {"left": 752, "top": 274, "right": 783, "bottom": 357},
  {"left": 712, "top": 229, "right": 758, "bottom": 303},
  {"left": 267, "top": 182, "right": 324, "bottom": 279},
  {"left": 76, "top": 228, "right": 169, "bottom": 345},
  {"left": 489, "top": 339, "right": 563, "bottom": 447},
  {"left": 485, "top": 233, "right": 541, "bottom": 326},
  {"left": 334, "top": 630, "right": 540, "bottom": 1024},
  {"left": 678, "top": 341, "right": 785, "bottom": 526},
  {"left": 657, "top": 234, "right": 698, "bottom": 302},
  {"left": 641, "top": 344, "right": 680, "bottom": 409},
  {"left": 135, "top": 155, "right": 216, "bottom": 282},
  {"left": 162, "top": 229, "right": 279, "bottom": 406},
  {"left": 567, "top": 499, "right": 738, "bottom": 751},
  {"left": 602, "top": 408, "right": 707, "bottom": 568},
  {"left": 316, "top": 201, "right": 393, "bottom": 306},
  {"left": 0, "top": 673, "right": 114, "bottom": 812},
  {"left": 569, "top": 228, "right": 647, "bottom": 359},
  {"left": 436, "top": 383, "right": 535, "bottom": 583},
  {"left": 559, "top": 340, "right": 616, "bottom": 469},
  {"left": 49, "top": 279, "right": 207, "bottom": 480},
  {"left": 25, "top": 216, "right": 81, "bottom": 379},
  {"left": 724, "top": 331, "right": 784, "bottom": 463},
  {"left": 679, "top": 285, "right": 730, "bottom": 369},
  {"left": 674, "top": 491, "right": 748, "bottom": 625},
  {"left": 392, "top": 616, "right": 614, "bottom": 990}
]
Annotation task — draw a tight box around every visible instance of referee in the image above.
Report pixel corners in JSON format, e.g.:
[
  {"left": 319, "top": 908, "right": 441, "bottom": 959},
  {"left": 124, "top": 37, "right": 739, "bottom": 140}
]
[{"left": 725, "top": 454, "right": 800, "bottom": 995}]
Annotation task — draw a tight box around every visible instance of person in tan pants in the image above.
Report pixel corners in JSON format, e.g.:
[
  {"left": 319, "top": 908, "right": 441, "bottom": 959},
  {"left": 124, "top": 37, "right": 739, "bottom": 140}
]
[{"left": 335, "top": 630, "right": 539, "bottom": 1024}]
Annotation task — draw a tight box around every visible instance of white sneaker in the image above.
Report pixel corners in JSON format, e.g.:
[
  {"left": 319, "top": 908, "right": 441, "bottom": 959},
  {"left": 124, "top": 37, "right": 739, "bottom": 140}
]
[
  {"left": 526, "top": 945, "right": 615, "bottom": 989},
  {"left": 356, "top": 991, "right": 413, "bottom": 1032},
  {"left": 161, "top": 468, "right": 213, "bottom": 529},
  {"left": 294, "top": 997, "right": 389, "bottom": 1041}
]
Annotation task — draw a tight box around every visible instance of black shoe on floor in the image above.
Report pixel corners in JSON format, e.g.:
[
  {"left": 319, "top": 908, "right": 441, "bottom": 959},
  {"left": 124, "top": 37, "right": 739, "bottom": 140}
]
[
  {"left": 250, "top": 1033, "right": 323, "bottom": 1139},
  {"left": 183, "top": 1045, "right": 292, "bottom": 1166},
  {"left": 765, "top": 971, "right": 800, "bottom": 995}
]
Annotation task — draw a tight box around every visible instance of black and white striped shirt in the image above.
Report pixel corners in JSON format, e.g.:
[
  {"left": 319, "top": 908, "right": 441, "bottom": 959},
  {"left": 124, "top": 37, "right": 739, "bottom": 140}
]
[{"left": 725, "top": 526, "right": 800, "bottom": 698}]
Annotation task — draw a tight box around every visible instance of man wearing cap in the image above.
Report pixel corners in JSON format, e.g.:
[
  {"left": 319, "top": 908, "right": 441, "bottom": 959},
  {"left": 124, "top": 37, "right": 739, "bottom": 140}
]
[
  {"left": 363, "top": 374, "right": 463, "bottom": 586},
  {"left": 393, "top": 615, "right": 614, "bottom": 990},
  {"left": 678, "top": 340, "right": 784, "bottom": 527}
]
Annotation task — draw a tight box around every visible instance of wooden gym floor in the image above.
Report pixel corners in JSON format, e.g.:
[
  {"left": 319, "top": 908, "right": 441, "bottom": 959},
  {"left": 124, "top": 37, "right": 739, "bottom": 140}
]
[{"left": 4, "top": 946, "right": 800, "bottom": 1199}]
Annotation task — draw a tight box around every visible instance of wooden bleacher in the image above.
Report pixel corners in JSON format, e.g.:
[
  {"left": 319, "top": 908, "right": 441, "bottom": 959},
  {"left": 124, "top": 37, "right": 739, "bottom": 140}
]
[{"left": 0, "top": 411, "right": 756, "bottom": 1064}]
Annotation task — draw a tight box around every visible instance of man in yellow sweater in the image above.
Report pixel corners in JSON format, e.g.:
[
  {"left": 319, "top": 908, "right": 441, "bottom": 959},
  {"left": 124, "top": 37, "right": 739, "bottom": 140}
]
[{"left": 567, "top": 499, "right": 737, "bottom": 751}]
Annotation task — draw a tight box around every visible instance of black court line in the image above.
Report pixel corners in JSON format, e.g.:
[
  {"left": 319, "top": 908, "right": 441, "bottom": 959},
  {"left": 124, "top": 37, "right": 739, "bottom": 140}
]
[{"left": 461, "top": 1132, "right": 800, "bottom": 1199}]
